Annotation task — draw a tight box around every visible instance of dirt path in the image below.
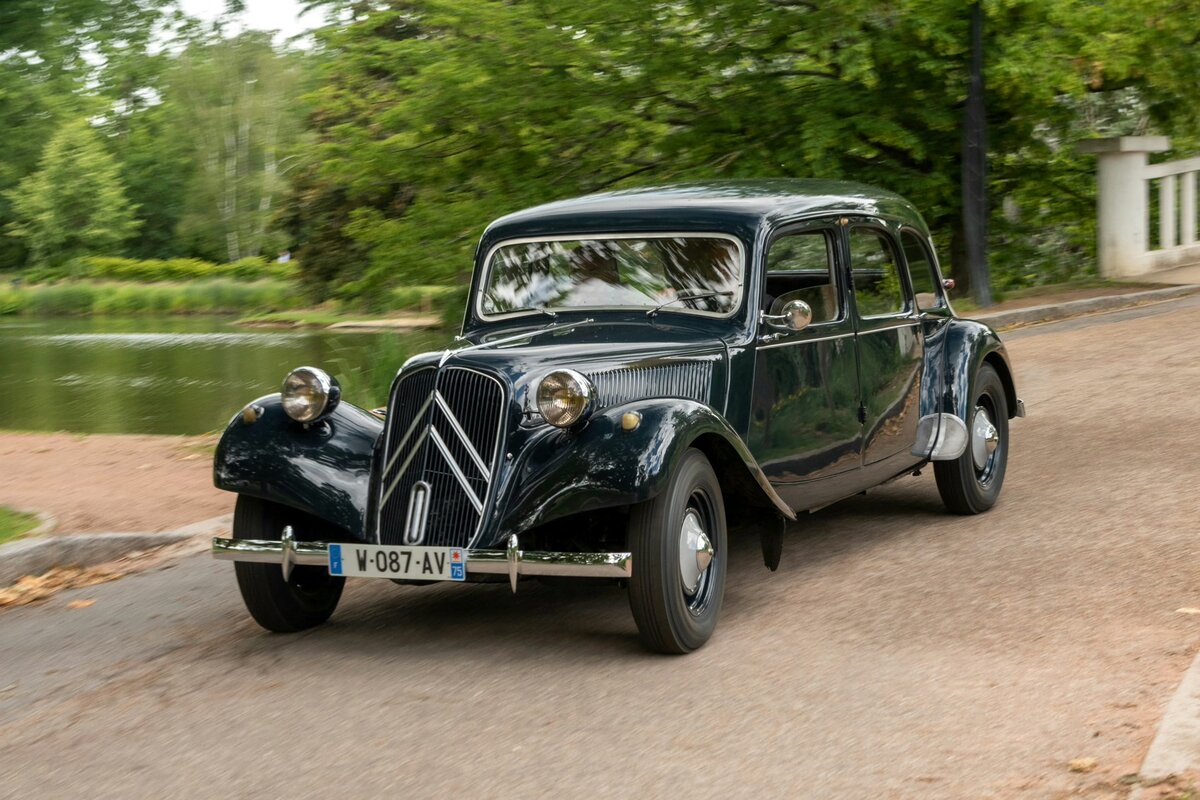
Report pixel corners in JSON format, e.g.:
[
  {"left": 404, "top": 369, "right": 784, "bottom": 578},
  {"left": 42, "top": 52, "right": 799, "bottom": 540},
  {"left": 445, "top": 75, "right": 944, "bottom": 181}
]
[{"left": 0, "top": 433, "right": 229, "bottom": 533}]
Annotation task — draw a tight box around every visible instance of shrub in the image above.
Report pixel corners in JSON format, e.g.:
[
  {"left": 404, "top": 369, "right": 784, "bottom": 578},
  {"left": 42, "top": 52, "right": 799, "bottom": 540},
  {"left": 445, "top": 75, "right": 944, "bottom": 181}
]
[
  {"left": 24, "top": 283, "right": 97, "bottom": 315},
  {"left": 0, "top": 287, "right": 26, "bottom": 315},
  {"left": 75, "top": 256, "right": 297, "bottom": 283},
  {"left": 386, "top": 285, "right": 460, "bottom": 311}
]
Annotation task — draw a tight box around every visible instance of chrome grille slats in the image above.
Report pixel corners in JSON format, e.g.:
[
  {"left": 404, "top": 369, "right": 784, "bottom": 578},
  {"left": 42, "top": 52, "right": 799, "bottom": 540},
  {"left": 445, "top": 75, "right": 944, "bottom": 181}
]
[
  {"left": 378, "top": 368, "right": 436, "bottom": 543},
  {"left": 376, "top": 365, "right": 505, "bottom": 548},
  {"left": 586, "top": 361, "right": 714, "bottom": 407}
]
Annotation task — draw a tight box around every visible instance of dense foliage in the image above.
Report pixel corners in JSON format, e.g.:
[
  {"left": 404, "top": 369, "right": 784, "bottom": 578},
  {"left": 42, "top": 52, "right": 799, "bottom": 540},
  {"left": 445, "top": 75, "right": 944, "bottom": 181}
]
[
  {"left": 2, "top": 0, "right": 1199, "bottom": 303},
  {"left": 6, "top": 119, "right": 141, "bottom": 268}
]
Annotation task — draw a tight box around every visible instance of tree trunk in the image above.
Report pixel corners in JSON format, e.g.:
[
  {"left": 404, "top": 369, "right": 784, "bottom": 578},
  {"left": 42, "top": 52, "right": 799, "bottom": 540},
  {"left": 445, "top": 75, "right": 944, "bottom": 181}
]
[
  {"left": 223, "top": 127, "right": 239, "bottom": 262},
  {"left": 949, "top": 221, "right": 971, "bottom": 300},
  {"left": 962, "top": 1, "right": 992, "bottom": 306}
]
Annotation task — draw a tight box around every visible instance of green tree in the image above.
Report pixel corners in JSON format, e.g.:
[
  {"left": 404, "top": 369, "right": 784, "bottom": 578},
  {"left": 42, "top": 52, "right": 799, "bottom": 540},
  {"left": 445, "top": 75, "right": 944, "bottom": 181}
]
[
  {"left": 6, "top": 119, "right": 141, "bottom": 269},
  {"left": 294, "top": 0, "right": 1200, "bottom": 300},
  {"left": 0, "top": 0, "right": 173, "bottom": 269},
  {"left": 170, "top": 31, "right": 307, "bottom": 262}
]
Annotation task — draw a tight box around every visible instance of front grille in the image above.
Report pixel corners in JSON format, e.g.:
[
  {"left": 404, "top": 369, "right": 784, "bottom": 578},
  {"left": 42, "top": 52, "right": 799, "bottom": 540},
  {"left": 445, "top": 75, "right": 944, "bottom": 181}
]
[{"left": 376, "top": 366, "right": 505, "bottom": 548}]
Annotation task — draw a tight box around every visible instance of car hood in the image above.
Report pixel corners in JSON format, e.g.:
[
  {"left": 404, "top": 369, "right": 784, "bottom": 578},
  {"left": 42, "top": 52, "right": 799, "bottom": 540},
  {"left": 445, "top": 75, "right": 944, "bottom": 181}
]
[{"left": 398, "top": 319, "right": 731, "bottom": 417}]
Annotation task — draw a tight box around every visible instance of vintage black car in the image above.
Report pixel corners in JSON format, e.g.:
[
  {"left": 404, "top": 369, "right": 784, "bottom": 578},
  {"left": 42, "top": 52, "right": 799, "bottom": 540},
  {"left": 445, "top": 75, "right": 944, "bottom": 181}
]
[{"left": 212, "top": 180, "right": 1023, "bottom": 653}]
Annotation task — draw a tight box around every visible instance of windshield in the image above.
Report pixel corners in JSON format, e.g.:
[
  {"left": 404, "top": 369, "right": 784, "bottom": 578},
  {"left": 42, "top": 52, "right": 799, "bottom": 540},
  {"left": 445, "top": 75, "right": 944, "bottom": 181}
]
[{"left": 479, "top": 235, "right": 743, "bottom": 318}]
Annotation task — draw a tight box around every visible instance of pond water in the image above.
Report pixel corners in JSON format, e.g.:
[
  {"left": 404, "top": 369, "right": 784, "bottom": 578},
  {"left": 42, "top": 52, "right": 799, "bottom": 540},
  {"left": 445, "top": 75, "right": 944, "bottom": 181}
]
[{"left": 0, "top": 316, "right": 452, "bottom": 435}]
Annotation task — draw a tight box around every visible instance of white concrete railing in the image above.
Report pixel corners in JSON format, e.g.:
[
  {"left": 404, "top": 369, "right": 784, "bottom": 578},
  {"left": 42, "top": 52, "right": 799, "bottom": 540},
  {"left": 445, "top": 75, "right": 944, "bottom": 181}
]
[{"left": 1079, "top": 136, "right": 1200, "bottom": 278}]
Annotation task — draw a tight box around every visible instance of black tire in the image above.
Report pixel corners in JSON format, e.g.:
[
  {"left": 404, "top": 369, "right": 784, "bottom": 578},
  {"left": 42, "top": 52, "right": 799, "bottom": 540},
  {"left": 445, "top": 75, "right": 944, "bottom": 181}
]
[
  {"left": 934, "top": 363, "right": 1009, "bottom": 515},
  {"left": 232, "top": 495, "right": 345, "bottom": 633},
  {"left": 628, "top": 448, "right": 728, "bottom": 654}
]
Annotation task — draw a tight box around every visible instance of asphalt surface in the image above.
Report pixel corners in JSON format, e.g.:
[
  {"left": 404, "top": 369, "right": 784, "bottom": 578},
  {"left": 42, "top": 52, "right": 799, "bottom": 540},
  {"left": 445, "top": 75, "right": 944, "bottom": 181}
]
[{"left": 3, "top": 297, "right": 1200, "bottom": 799}]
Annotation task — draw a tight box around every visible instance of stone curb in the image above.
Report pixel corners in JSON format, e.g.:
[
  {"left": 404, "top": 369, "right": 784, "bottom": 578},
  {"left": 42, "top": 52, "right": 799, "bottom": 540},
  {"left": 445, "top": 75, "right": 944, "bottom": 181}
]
[
  {"left": 1128, "top": 645, "right": 1200, "bottom": 798},
  {"left": 969, "top": 284, "right": 1200, "bottom": 330},
  {"left": 0, "top": 514, "right": 231, "bottom": 587}
]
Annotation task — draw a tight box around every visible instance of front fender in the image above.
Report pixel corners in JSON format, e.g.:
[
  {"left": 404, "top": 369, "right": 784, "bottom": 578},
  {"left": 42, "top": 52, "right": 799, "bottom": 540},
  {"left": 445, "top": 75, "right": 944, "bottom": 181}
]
[
  {"left": 494, "top": 399, "right": 794, "bottom": 540},
  {"left": 213, "top": 395, "right": 382, "bottom": 540}
]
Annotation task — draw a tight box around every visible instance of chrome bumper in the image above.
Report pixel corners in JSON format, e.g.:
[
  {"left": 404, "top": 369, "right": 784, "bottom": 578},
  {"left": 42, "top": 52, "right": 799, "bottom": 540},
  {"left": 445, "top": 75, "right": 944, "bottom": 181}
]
[{"left": 211, "top": 532, "right": 632, "bottom": 592}]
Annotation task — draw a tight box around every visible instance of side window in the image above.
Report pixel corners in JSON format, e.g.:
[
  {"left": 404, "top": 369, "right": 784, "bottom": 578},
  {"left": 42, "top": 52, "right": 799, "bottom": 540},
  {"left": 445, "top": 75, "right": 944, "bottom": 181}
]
[
  {"left": 900, "top": 230, "right": 946, "bottom": 311},
  {"left": 763, "top": 229, "right": 839, "bottom": 324},
  {"left": 849, "top": 227, "right": 906, "bottom": 317}
]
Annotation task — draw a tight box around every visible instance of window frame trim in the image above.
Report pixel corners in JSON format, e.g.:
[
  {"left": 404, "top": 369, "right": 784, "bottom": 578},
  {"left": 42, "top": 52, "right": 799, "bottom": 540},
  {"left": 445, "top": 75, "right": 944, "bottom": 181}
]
[
  {"left": 761, "top": 223, "right": 847, "bottom": 329},
  {"left": 897, "top": 225, "right": 950, "bottom": 314},
  {"left": 846, "top": 222, "right": 915, "bottom": 321},
  {"left": 475, "top": 231, "right": 747, "bottom": 322}
]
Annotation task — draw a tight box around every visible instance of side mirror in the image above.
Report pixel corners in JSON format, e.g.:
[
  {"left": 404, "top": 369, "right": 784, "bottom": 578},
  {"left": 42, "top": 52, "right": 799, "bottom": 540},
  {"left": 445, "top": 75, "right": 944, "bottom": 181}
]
[{"left": 762, "top": 298, "right": 813, "bottom": 332}]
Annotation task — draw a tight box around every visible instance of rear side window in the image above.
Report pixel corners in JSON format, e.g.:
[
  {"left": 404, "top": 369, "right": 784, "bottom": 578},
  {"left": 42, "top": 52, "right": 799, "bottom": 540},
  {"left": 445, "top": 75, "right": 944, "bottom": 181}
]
[
  {"left": 763, "top": 230, "right": 839, "bottom": 324},
  {"left": 900, "top": 230, "right": 946, "bottom": 311},
  {"left": 849, "top": 228, "right": 907, "bottom": 317}
]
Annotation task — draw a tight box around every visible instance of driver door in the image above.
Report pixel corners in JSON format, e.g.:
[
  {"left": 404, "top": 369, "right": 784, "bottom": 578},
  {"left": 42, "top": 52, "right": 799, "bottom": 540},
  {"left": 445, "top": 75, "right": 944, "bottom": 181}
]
[{"left": 748, "top": 221, "right": 863, "bottom": 510}]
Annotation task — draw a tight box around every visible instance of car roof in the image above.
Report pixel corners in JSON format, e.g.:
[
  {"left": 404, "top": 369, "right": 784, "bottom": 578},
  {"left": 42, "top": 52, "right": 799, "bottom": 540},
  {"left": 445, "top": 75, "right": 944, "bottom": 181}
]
[{"left": 481, "top": 179, "right": 930, "bottom": 247}]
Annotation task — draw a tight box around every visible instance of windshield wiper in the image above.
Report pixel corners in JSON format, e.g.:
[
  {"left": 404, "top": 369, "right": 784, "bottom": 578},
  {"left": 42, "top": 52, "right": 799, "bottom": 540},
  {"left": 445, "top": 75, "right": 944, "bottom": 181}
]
[
  {"left": 509, "top": 306, "right": 557, "bottom": 320},
  {"left": 646, "top": 290, "right": 734, "bottom": 318}
]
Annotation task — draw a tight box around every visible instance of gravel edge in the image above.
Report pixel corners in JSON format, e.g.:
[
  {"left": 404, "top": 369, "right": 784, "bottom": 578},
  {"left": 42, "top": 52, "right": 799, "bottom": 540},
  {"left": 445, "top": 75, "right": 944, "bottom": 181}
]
[{"left": 969, "top": 284, "right": 1200, "bottom": 330}]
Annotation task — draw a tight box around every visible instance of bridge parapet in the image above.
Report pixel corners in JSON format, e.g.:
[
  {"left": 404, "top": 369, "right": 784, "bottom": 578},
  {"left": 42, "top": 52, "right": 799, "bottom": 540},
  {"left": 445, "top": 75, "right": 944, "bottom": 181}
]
[{"left": 1080, "top": 136, "right": 1200, "bottom": 279}]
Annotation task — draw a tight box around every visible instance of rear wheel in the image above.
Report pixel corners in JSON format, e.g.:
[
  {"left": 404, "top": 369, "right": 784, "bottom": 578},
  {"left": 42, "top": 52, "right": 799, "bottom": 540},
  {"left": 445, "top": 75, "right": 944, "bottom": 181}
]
[
  {"left": 934, "top": 364, "right": 1009, "bottom": 514},
  {"left": 232, "top": 495, "right": 344, "bottom": 633},
  {"left": 627, "top": 449, "right": 727, "bottom": 654}
]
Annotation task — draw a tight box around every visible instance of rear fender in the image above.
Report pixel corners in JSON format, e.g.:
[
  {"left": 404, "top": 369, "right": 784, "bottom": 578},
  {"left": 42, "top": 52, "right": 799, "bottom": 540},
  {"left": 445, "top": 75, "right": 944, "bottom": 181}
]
[
  {"left": 213, "top": 395, "right": 382, "bottom": 540},
  {"left": 941, "top": 319, "right": 1019, "bottom": 421},
  {"left": 913, "top": 318, "right": 1019, "bottom": 460}
]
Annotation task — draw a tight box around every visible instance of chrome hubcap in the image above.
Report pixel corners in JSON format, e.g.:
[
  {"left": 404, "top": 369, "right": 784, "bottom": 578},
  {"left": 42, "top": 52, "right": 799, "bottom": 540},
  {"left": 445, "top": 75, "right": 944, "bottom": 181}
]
[
  {"left": 678, "top": 509, "right": 714, "bottom": 595},
  {"left": 971, "top": 405, "right": 999, "bottom": 470}
]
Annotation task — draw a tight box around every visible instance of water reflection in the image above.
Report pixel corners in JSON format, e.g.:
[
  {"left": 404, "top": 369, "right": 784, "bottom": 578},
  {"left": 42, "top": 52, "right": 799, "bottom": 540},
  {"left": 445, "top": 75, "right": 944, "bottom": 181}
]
[{"left": 0, "top": 316, "right": 450, "bottom": 435}]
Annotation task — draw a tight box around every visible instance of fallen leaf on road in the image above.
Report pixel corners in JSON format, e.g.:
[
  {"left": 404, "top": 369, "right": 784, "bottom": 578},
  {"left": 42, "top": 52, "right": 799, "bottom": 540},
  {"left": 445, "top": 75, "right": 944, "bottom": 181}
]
[
  {"left": 67, "top": 599, "right": 95, "bottom": 609},
  {"left": 1175, "top": 608, "right": 1200, "bottom": 615},
  {"left": 1068, "top": 757, "right": 1098, "bottom": 773},
  {"left": 0, "top": 541, "right": 189, "bottom": 609},
  {"left": 0, "top": 565, "right": 122, "bottom": 608}
]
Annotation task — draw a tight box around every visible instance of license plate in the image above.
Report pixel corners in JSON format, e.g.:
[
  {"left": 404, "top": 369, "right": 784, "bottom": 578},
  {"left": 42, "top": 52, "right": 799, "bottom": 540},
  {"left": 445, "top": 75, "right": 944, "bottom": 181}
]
[{"left": 328, "top": 544, "right": 466, "bottom": 581}]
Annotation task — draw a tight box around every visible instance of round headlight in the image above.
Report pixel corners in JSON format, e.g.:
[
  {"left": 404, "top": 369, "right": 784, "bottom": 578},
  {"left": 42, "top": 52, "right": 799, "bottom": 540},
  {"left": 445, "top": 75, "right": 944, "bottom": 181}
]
[
  {"left": 281, "top": 366, "right": 340, "bottom": 423},
  {"left": 536, "top": 369, "right": 593, "bottom": 428}
]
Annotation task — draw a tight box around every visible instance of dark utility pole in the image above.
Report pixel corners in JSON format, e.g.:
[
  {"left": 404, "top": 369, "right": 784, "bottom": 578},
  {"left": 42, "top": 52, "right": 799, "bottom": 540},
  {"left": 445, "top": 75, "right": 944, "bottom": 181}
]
[{"left": 963, "top": 1, "right": 992, "bottom": 307}]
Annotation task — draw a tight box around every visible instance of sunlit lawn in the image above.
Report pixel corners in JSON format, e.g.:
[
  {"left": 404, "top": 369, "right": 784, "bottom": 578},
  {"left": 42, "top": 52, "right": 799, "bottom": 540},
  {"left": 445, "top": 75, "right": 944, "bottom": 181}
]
[{"left": 0, "top": 506, "right": 38, "bottom": 545}]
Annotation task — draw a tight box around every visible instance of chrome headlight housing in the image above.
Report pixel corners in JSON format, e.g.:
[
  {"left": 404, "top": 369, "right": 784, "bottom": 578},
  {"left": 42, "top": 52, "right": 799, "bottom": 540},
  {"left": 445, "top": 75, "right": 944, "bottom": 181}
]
[
  {"left": 536, "top": 369, "right": 594, "bottom": 428},
  {"left": 281, "top": 366, "right": 340, "bottom": 423}
]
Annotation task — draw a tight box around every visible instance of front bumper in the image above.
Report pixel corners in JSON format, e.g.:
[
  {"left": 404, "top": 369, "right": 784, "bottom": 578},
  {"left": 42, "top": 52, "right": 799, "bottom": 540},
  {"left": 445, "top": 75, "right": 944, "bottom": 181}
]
[{"left": 212, "top": 532, "right": 632, "bottom": 592}]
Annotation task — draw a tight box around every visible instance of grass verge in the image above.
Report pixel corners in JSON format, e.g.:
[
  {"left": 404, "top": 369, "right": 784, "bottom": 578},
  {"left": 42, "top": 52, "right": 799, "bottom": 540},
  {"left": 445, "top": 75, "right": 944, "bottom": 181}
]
[{"left": 0, "top": 507, "right": 39, "bottom": 545}]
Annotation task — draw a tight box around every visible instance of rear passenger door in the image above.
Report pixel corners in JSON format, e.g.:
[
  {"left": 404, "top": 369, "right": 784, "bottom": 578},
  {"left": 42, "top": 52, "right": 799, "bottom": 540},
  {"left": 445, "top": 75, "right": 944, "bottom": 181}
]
[
  {"left": 846, "top": 222, "right": 925, "bottom": 465},
  {"left": 748, "top": 222, "right": 862, "bottom": 497}
]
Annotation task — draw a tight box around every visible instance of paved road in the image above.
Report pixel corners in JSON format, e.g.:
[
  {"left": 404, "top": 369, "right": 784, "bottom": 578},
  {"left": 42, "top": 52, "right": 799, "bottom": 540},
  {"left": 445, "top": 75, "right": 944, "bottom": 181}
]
[{"left": 3, "top": 298, "right": 1200, "bottom": 799}]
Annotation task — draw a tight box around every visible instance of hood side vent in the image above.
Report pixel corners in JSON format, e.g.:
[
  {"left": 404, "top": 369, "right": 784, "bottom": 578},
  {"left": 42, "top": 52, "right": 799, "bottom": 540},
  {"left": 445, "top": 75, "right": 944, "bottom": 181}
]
[{"left": 586, "top": 361, "right": 714, "bottom": 408}]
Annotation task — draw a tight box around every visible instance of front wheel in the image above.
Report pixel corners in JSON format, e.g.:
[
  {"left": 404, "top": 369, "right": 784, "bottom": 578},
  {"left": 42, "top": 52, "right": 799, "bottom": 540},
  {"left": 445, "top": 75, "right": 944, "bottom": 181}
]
[
  {"left": 232, "top": 495, "right": 345, "bottom": 633},
  {"left": 934, "top": 364, "right": 1009, "bottom": 514},
  {"left": 628, "top": 448, "right": 728, "bottom": 654}
]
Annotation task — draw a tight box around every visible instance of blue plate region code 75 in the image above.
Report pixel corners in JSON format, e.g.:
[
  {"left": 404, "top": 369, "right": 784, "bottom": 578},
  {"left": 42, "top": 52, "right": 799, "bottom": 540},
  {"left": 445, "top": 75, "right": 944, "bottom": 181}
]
[{"left": 328, "top": 543, "right": 466, "bottom": 581}]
